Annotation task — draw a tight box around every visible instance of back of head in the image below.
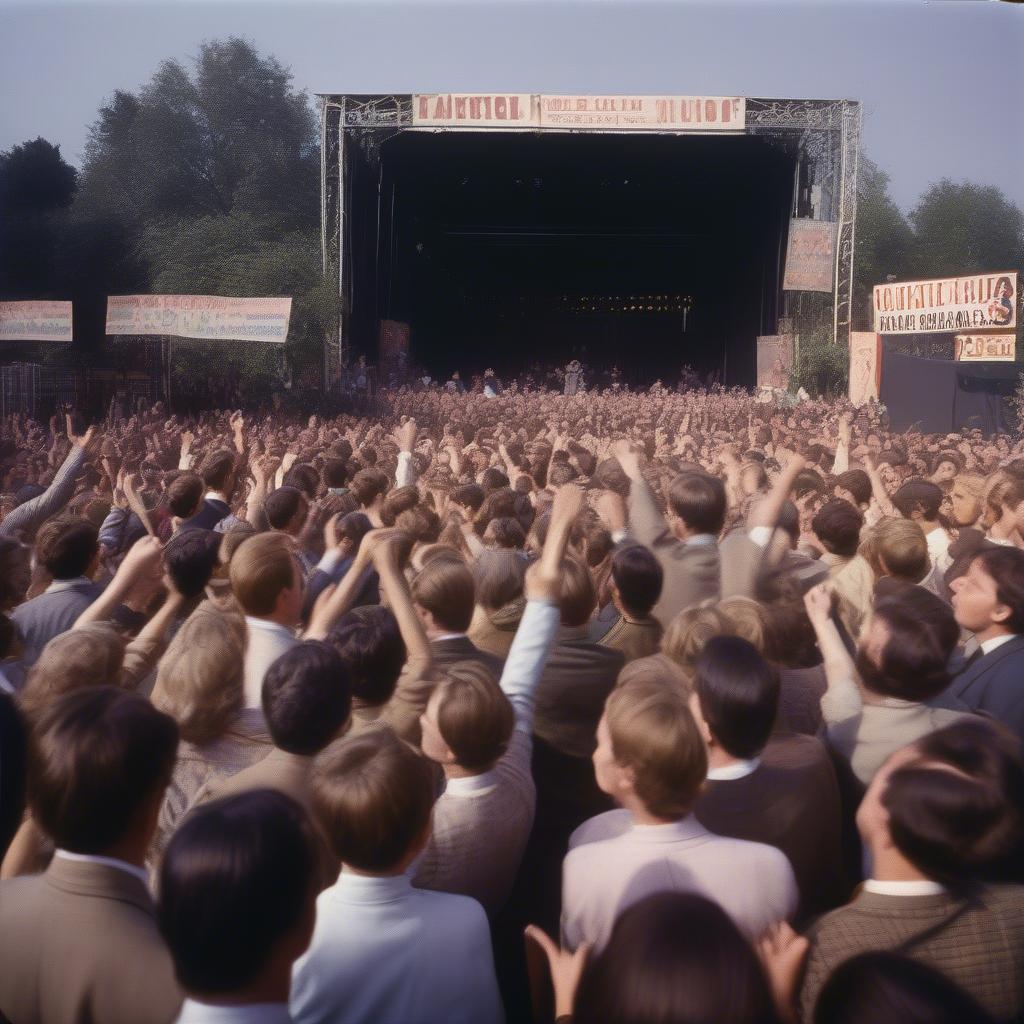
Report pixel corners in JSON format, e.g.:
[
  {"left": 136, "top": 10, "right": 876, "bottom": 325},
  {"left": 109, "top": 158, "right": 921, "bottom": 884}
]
[
  {"left": 165, "top": 528, "right": 221, "bottom": 600},
  {"left": 574, "top": 892, "right": 779, "bottom": 1024},
  {"left": 893, "top": 478, "right": 943, "bottom": 521},
  {"left": 716, "top": 597, "right": 767, "bottom": 654},
  {"left": 338, "top": 511, "right": 372, "bottom": 553},
  {"left": 167, "top": 473, "right": 204, "bottom": 519},
  {"left": 483, "top": 516, "right": 526, "bottom": 550},
  {"left": 433, "top": 661, "right": 513, "bottom": 772},
  {"left": 29, "top": 686, "right": 178, "bottom": 854},
  {"left": 481, "top": 466, "right": 510, "bottom": 493},
  {"left": 199, "top": 449, "right": 236, "bottom": 493},
  {"left": 350, "top": 468, "right": 389, "bottom": 508},
  {"left": 867, "top": 518, "right": 929, "bottom": 582},
  {"left": 264, "top": 486, "right": 306, "bottom": 531},
  {"left": 695, "top": 635, "right": 778, "bottom": 759},
  {"left": 327, "top": 606, "right": 406, "bottom": 706},
  {"left": 667, "top": 472, "right": 726, "bottom": 536},
  {"left": 35, "top": 516, "right": 99, "bottom": 580},
  {"left": 814, "top": 952, "right": 995, "bottom": 1024},
  {"left": 230, "top": 532, "right": 297, "bottom": 617},
  {"left": 411, "top": 557, "right": 476, "bottom": 633},
  {"left": 381, "top": 485, "right": 419, "bottom": 527},
  {"left": 835, "top": 469, "right": 872, "bottom": 506},
  {"left": 312, "top": 727, "right": 436, "bottom": 872},
  {"left": 262, "top": 641, "right": 351, "bottom": 756},
  {"left": 611, "top": 543, "right": 663, "bottom": 618},
  {"left": 662, "top": 605, "right": 735, "bottom": 677},
  {"left": 812, "top": 499, "right": 864, "bottom": 558},
  {"left": 323, "top": 458, "right": 349, "bottom": 490},
  {"left": 558, "top": 556, "right": 597, "bottom": 628},
  {"left": 159, "top": 790, "right": 317, "bottom": 997},
  {"left": 473, "top": 549, "right": 526, "bottom": 612},
  {"left": 452, "top": 482, "right": 485, "bottom": 514},
  {"left": 283, "top": 463, "right": 319, "bottom": 501}
]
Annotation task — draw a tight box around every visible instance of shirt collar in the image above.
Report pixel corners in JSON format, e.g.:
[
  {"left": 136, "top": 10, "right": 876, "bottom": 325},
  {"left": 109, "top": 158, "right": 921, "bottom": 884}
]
[
  {"left": 444, "top": 769, "right": 498, "bottom": 796},
  {"left": 245, "top": 616, "right": 297, "bottom": 639},
  {"left": 433, "top": 633, "right": 467, "bottom": 643},
  {"left": 44, "top": 576, "right": 93, "bottom": 594},
  {"left": 204, "top": 492, "right": 229, "bottom": 504},
  {"left": 684, "top": 533, "right": 716, "bottom": 548},
  {"left": 331, "top": 870, "right": 413, "bottom": 904},
  {"left": 628, "top": 814, "right": 708, "bottom": 843},
  {"left": 979, "top": 633, "right": 1016, "bottom": 656},
  {"left": 707, "top": 757, "right": 761, "bottom": 781},
  {"left": 176, "top": 999, "right": 293, "bottom": 1024},
  {"left": 54, "top": 849, "right": 150, "bottom": 889},
  {"left": 863, "top": 879, "right": 946, "bottom": 897}
]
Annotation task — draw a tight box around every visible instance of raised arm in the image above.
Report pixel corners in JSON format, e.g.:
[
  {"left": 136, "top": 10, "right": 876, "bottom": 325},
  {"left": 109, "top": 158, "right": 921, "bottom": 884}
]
[
  {"left": 303, "top": 530, "right": 378, "bottom": 641},
  {"left": 394, "top": 418, "right": 419, "bottom": 487},
  {"left": 803, "top": 581, "right": 863, "bottom": 725},
  {"left": 748, "top": 452, "right": 807, "bottom": 535},
  {"left": 613, "top": 439, "right": 672, "bottom": 551},
  {"left": 74, "top": 535, "right": 164, "bottom": 628},
  {"left": 864, "top": 452, "right": 898, "bottom": 519}
]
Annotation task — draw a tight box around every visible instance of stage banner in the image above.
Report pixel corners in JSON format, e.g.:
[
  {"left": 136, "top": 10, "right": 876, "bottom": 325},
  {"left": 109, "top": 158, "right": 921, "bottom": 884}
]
[
  {"left": 756, "top": 335, "right": 794, "bottom": 390},
  {"left": 413, "top": 94, "right": 534, "bottom": 127},
  {"left": 537, "top": 95, "right": 745, "bottom": 131},
  {"left": 783, "top": 220, "right": 836, "bottom": 293},
  {"left": 873, "top": 272, "right": 1017, "bottom": 335},
  {"left": 955, "top": 333, "right": 1016, "bottom": 362},
  {"left": 105, "top": 295, "right": 292, "bottom": 343},
  {"left": 0, "top": 300, "right": 73, "bottom": 342},
  {"left": 849, "top": 331, "right": 881, "bottom": 407}
]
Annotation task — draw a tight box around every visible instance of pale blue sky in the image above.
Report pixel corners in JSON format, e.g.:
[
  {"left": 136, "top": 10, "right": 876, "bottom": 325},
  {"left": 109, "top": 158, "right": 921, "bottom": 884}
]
[{"left": 1, "top": 0, "right": 1021, "bottom": 212}]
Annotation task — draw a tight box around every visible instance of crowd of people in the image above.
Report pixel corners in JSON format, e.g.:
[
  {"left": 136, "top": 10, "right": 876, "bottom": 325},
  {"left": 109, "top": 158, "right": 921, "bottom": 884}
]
[{"left": 1, "top": 378, "right": 1024, "bottom": 1023}]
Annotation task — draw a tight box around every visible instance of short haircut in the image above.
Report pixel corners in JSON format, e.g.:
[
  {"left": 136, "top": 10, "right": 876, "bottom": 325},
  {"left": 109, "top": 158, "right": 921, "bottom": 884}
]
[
  {"left": 452, "top": 482, "right": 485, "bottom": 513},
  {"left": 481, "top": 467, "right": 510, "bottom": 493},
  {"left": 350, "top": 468, "right": 389, "bottom": 507},
  {"left": 662, "top": 605, "right": 735, "bottom": 677},
  {"left": 835, "top": 469, "right": 872, "bottom": 506},
  {"left": 812, "top": 499, "right": 863, "bottom": 558},
  {"left": 547, "top": 462, "right": 579, "bottom": 488},
  {"left": 323, "top": 458, "right": 349, "bottom": 489},
  {"left": 326, "top": 606, "right": 406, "bottom": 706},
  {"left": 605, "top": 677, "right": 707, "bottom": 818},
  {"left": 893, "top": 479, "right": 943, "bottom": 520},
  {"left": 483, "top": 516, "right": 526, "bottom": 550},
  {"left": 312, "top": 728, "right": 436, "bottom": 872},
  {"left": 262, "top": 641, "right": 352, "bottom": 756},
  {"left": 667, "top": 472, "right": 726, "bottom": 536},
  {"left": 865, "top": 518, "right": 929, "bottom": 583},
  {"left": 716, "top": 596, "right": 767, "bottom": 653},
  {"left": 35, "top": 516, "right": 98, "bottom": 579},
  {"left": 159, "top": 790, "right": 317, "bottom": 995},
  {"left": 559, "top": 556, "right": 597, "bottom": 628},
  {"left": 883, "top": 718, "right": 1024, "bottom": 887},
  {"left": 199, "top": 449, "right": 236, "bottom": 493},
  {"left": 695, "top": 636, "right": 778, "bottom": 759},
  {"left": 283, "top": 463, "right": 319, "bottom": 500},
  {"left": 230, "top": 533, "right": 297, "bottom": 617},
  {"left": 412, "top": 558, "right": 475, "bottom": 633},
  {"left": 434, "top": 662, "right": 513, "bottom": 771},
  {"left": 338, "top": 510, "right": 372, "bottom": 552},
  {"left": 381, "top": 485, "right": 419, "bottom": 527},
  {"left": 264, "top": 486, "right": 306, "bottom": 531},
  {"left": 972, "top": 547, "right": 1024, "bottom": 634},
  {"left": 165, "top": 529, "right": 221, "bottom": 599},
  {"left": 29, "top": 687, "right": 178, "bottom": 854},
  {"left": 473, "top": 549, "right": 526, "bottom": 611},
  {"left": 611, "top": 543, "right": 663, "bottom": 617},
  {"left": 167, "top": 473, "right": 204, "bottom": 518}
]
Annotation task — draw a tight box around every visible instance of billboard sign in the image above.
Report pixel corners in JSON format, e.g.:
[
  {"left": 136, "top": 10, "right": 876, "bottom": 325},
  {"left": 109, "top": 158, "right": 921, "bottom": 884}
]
[
  {"left": 0, "top": 300, "right": 73, "bottom": 342},
  {"left": 954, "top": 333, "right": 1016, "bottom": 362},
  {"left": 783, "top": 220, "right": 836, "bottom": 293},
  {"left": 106, "top": 295, "right": 292, "bottom": 343},
  {"left": 873, "top": 272, "right": 1017, "bottom": 335}
]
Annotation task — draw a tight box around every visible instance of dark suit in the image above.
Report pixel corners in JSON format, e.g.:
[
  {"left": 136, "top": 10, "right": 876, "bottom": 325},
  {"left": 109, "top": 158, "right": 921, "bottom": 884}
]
[
  {"left": 940, "top": 635, "right": 1024, "bottom": 742},
  {"left": 430, "top": 634, "right": 505, "bottom": 680},
  {"left": 10, "top": 579, "right": 104, "bottom": 668},
  {"left": 301, "top": 559, "right": 379, "bottom": 625},
  {"left": 183, "top": 496, "right": 231, "bottom": 532}
]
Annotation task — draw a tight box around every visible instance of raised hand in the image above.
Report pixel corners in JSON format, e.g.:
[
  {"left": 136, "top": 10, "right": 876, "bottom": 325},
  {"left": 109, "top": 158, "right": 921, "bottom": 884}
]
[
  {"left": 523, "top": 926, "right": 589, "bottom": 1021},
  {"left": 757, "top": 922, "right": 809, "bottom": 1022}
]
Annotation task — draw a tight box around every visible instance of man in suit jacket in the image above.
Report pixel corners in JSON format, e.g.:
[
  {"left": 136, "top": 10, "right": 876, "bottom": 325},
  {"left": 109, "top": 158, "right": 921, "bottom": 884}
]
[
  {"left": 591, "top": 542, "right": 664, "bottom": 664},
  {"left": 800, "top": 718, "right": 1024, "bottom": 1023},
  {"left": 561, "top": 673, "right": 797, "bottom": 952},
  {"left": 182, "top": 448, "right": 237, "bottom": 531},
  {"left": 0, "top": 687, "right": 183, "bottom": 1024},
  {"left": 943, "top": 547, "right": 1024, "bottom": 741}
]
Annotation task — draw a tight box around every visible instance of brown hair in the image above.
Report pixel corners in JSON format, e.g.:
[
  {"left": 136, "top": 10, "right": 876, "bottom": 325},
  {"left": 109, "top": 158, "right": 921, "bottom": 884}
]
[
  {"left": 350, "top": 468, "right": 389, "bottom": 508},
  {"left": 167, "top": 472, "right": 204, "bottom": 519},
  {"left": 412, "top": 558, "right": 475, "bottom": 633},
  {"left": 435, "top": 662, "right": 514, "bottom": 771},
  {"left": 661, "top": 605, "right": 735, "bottom": 677},
  {"left": 199, "top": 449, "right": 236, "bottom": 493},
  {"left": 559, "top": 556, "right": 597, "bottom": 628},
  {"left": 716, "top": 597, "right": 767, "bottom": 654},
  {"left": 381, "top": 485, "right": 420, "bottom": 527},
  {"left": 230, "top": 532, "right": 298, "bottom": 616},
  {"left": 473, "top": 549, "right": 526, "bottom": 612}
]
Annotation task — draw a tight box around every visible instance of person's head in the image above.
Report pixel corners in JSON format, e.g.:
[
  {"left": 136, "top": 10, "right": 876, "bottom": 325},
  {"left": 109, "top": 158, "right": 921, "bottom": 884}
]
[
  {"left": 29, "top": 686, "right": 178, "bottom": 855},
  {"left": 666, "top": 472, "right": 726, "bottom": 538},
  {"left": 326, "top": 606, "right": 406, "bottom": 707},
  {"left": 834, "top": 469, "right": 872, "bottom": 508},
  {"left": 472, "top": 549, "right": 526, "bottom": 613},
  {"left": 283, "top": 463, "right": 319, "bottom": 502},
  {"left": 411, "top": 557, "right": 475, "bottom": 634},
  {"left": 558, "top": 556, "right": 597, "bottom": 628},
  {"left": 857, "top": 717, "right": 1024, "bottom": 887},
  {"left": 230, "top": 532, "right": 304, "bottom": 626},
  {"left": 950, "top": 547, "right": 1024, "bottom": 638},
  {"left": 692, "top": 636, "right": 778, "bottom": 761},
  {"left": 199, "top": 449, "right": 236, "bottom": 496},
  {"left": 349, "top": 468, "right": 389, "bottom": 509},
  {"left": 812, "top": 499, "right": 864, "bottom": 558},
  {"left": 262, "top": 641, "right": 351, "bottom": 756},
  {"left": 573, "top": 892, "right": 780, "bottom": 1024},
  {"left": 863, "top": 518, "right": 929, "bottom": 583},
  {"left": 158, "top": 791, "right": 318, "bottom": 1000},
  {"left": 0, "top": 537, "right": 31, "bottom": 610},
  {"left": 661, "top": 605, "right": 735, "bottom": 678},
  {"left": 164, "top": 529, "right": 222, "bottom": 600},
  {"left": 381, "top": 485, "right": 419, "bottom": 527},
  {"left": 420, "top": 662, "right": 513, "bottom": 773},
  {"left": 451, "top": 482, "right": 485, "bottom": 516},
  {"left": 482, "top": 516, "right": 526, "bottom": 550},
  {"left": 610, "top": 543, "right": 663, "bottom": 619},
  {"left": 154, "top": 605, "right": 245, "bottom": 745},
  {"left": 167, "top": 473, "right": 204, "bottom": 519},
  {"left": 312, "top": 728, "right": 436, "bottom": 873},
  {"left": 715, "top": 596, "right": 767, "bottom": 653},
  {"left": 547, "top": 461, "right": 578, "bottom": 489},
  {"left": 892, "top": 479, "right": 943, "bottom": 522},
  {"left": 813, "top": 952, "right": 995, "bottom": 1024},
  {"left": 35, "top": 516, "right": 99, "bottom": 580},
  {"left": 756, "top": 571, "right": 821, "bottom": 669},
  {"left": 594, "top": 678, "right": 707, "bottom": 819},
  {"left": 322, "top": 458, "right": 348, "bottom": 490},
  {"left": 948, "top": 473, "right": 985, "bottom": 527},
  {"left": 856, "top": 583, "right": 958, "bottom": 702},
  {"left": 264, "top": 486, "right": 308, "bottom": 535}
]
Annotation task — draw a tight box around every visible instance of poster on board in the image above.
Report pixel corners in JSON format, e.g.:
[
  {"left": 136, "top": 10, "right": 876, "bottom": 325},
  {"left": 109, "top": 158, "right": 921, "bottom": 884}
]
[
  {"left": 783, "top": 220, "right": 836, "bottom": 293},
  {"left": 954, "top": 333, "right": 1016, "bottom": 361},
  {"left": 0, "top": 300, "right": 73, "bottom": 342},
  {"left": 106, "top": 295, "right": 292, "bottom": 343},
  {"left": 873, "top": 272, "right": 1017, "bottom": 334}
]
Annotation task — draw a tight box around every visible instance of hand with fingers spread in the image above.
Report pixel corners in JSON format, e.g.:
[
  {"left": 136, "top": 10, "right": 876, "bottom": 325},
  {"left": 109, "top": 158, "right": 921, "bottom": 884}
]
[{"left": 524, "top": 926, "right": 589, "bottom": 1021}]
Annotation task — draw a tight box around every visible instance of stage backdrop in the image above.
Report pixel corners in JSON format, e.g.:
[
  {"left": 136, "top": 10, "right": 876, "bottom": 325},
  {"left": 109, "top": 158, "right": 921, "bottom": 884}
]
[
  {"left": 0, "top": 300, "right": 73, "bottom": 342},
  {"left": 106, "top": 295, "right": 291, "bottom": 343}
]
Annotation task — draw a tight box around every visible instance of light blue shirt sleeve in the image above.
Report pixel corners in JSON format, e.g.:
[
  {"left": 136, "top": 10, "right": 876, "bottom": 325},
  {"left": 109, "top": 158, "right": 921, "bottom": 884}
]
[{"left": 499, "top": 597, "right": 560, "bottom": 735}]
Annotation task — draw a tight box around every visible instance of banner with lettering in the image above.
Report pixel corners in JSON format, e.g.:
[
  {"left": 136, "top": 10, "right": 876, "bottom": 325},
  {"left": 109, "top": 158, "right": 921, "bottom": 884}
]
[
  {"left": 873, "top": 272, "right": 1017, "bottom": 335},
  {"left": 955, "top": 333, "right": 1016, "bottom": 362},
  {"left": 413, "top": 94, "right": 534, "bottom": 127},
  {"left": 106, "top": 295, "right": 292, "bottom": 343},
  {"left": 0, "top": 300, "right": 73, "bottom": 342},
  {"left": 849, "top": 331, "right": 881, "bottom": 407},
  {"left": 783, "top": 220, "right": 836, "bottom": 293}
]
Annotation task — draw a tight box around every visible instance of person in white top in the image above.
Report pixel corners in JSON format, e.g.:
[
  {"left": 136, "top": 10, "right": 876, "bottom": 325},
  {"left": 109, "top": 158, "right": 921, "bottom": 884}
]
[
  {"left": 560, "top": 673, "right": 797, "bottom": 953},
  {"left": 159, "top": 790, "right": 318, "bottom": 1024},
  {"left": 892, "top": 479, "right": 952, "bottom": 570},
  {"left": 291, "top": 727, "right": 503, "bottom": 1024}
]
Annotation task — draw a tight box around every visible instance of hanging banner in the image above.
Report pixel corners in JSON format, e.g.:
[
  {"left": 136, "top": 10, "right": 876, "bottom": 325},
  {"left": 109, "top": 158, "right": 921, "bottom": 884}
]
[
  {"left": 849, "top": 331, "right": 882, "bottom": 407},
  {"left": 538, "top": 95, "right": 745, "bottom": 131},
  {"left": 105, "top": 295, "right": 292, "bottom": 343},
  {"left": 413, "top": 94, "right": 534, "bottom": 127},
  {"left": 0, "top": 300, "right": 73, "bottom": 342},
  {"left": 756, "top": 335, "right": 794, "bottom": 390},
  {"left": 783, "top": 220, "right": 836, "bottom": 293},
  {"left": 873, "top": 272, "right": 1017, "bottom": 335},
  {"left": 955, "top": 333, "right": 1016, "bottom": 362}
]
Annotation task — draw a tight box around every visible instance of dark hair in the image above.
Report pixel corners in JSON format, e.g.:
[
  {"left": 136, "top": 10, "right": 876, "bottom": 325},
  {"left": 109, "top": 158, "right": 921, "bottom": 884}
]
[
  {"left": 667, "top": 472, "right": 726, "bottom": 536},
  {"left": 548, "top": 462, "right": 579, "bottom": 488},
  {"left": 412, "top": 558, "right": 475, "bottom": 633},
  {"left": 695, "top": 635, "right": 779, "bottom": 759},
  {"left": 574, "top": 892, "right": 780, "bottom": 1024},
  {"left": 0, "top": 537, "right": 31, "bottom": 609},
  {"left": 893, "top": 479, "right": 943, "bottom": 521},
  {"left": 473, "top": 549, "right": 526, "bottom": 611},
  {"left": 264, "top": 486, "right": 306, "bottom": 531},
  {"left": 381, "top": 485, "right": 419, "bottom": 527},
  {"left": 167, "top": 473, "right": 204, "bottom": 519},
  {"left": 262, "top": 641, "right": 352, "bottom": 756},
  {"left": 972, "top": 547, "right": 1024, "bottom": 633},
  {"left": 611, "top": 543, "right": 663, "bottom": 617},
  {"left": 812, "top": 499, "right": 863, "bottom": 558},
  {"left": 283, "top": 463, "right": 319, "bottom": 500},
  {"left": 481, "top": 467, "right": 510, "bottom": 493},
  {"left": 29, "top": 687, "right": 178, "bottom": 854},
  {"left": 856, "top": 584, "right": 958, "bottom": 701},
  {"left": 484, "top": 516, "right": 526, "bottom": 550},
  {"left": 350, "top": 468, "right": 389, "bottom": 507},
  {"left": 883, "top": 717, "right": 1024, "bottom": 887},
  {"left": 338, "top": 510, "right": 372, "bottom": 552},
  {"left": 452, "top": 482, "right": 485, "bottom": 514},
  {"left": 835, "top": 469, "right": 872, "bottom": 506},
  {"left": 199, "top": 449, "right": 235, "bottom": 493},
  {"left": 326, "top": 606, "right": 406, "bottom": 706},
  {"left": 323, "top": 458, "right": 349, "bottom": 489},
  {"left": 35, "top": 516, "right": 99, "bottom": 579},
  {"left": 164, "top": 529, "right": 221, "bottom": 600},
  {"left": 158, "top": 790, "right": 317, "bottom": 995}
]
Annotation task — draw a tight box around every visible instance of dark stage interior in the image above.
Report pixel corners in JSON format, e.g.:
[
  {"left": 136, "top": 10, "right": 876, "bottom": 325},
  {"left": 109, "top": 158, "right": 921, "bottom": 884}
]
[{"left": 347, "top": 130, "right": 797, "bottom": 386}]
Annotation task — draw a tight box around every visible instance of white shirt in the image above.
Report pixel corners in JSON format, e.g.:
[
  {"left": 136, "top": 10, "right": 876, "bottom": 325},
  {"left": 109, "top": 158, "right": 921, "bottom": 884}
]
[
  {"left": 53, "top": 849, "right": 150, "bottom": 889},
  {"left": 980, "top": 633, "right": 1016, "bottom": 656},
  {"left": 706, "top": 757, "right": 761, "bottom": 781},
  {"left": 685, "top": 533, "right": 717, "bottom": 548},
  {"left": 291, "top": 872, "right": 502, "bottom": 1024},
  {"left": 43, "top": 576, "right": 93, "bottom": 595},
  {"left": 175, "top": 1001, "right": 292, "bottom": 1024},
  {"left": 243, "top": 617, "right": 299, "bottom": 708},
  {"left": 863, "top": 878, "right": 946, "bottom": 896}
]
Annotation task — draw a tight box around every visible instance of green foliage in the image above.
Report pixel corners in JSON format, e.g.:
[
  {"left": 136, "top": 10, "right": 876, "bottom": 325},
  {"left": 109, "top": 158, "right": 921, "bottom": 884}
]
[{"left": 790, "top": 335, "right": 849, "bottom": 397}]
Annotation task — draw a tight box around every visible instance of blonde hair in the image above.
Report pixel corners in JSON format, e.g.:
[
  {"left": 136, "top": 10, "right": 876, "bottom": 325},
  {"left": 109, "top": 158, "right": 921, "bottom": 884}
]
[
  {"left": 616, "top": 653, "right": 691, "bottom": 697},
  {"left": 661, "top": 605, "right": 735, "bottom": 677},
  {"left": 863, "top": 517, "right": 929, "bottom": 583},
  {"left": 153, "top": 603, "right": 245, "bottom": 745},
  {"left": 715, "top": 597, "right": 767, "bottom": 654},
  {"left": 229, "top": 532, "right": 296, "bottom": 616}
]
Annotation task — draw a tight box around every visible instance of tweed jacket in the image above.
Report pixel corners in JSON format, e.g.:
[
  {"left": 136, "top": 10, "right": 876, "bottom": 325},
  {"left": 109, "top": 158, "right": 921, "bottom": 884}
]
[{"left": 595, "top": 612, "right": 663, "bottom": 664}]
